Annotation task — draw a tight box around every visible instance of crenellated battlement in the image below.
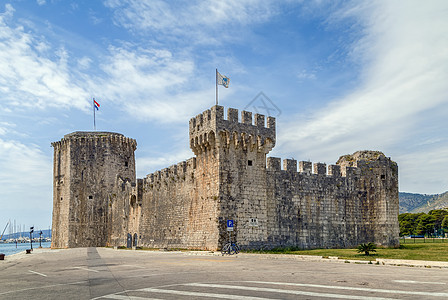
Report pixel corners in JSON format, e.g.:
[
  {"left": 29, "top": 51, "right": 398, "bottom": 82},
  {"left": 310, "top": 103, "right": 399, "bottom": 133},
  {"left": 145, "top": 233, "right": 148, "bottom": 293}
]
[
  {"left": 267, "top": 157, "right": 359, "bottom": 177},
  {"left": 52, "top": 103, "right": 399, "bottom": 251},
  {"left": 265, "top": 151, "right": 396, "bottom": 179},
  {"left": 189, "top": 105, "right": 276, "bottom": 155},
  {"left": 144, "top": 157, "right": 197, "bottom": 186},
  {"left": 51, "top": 131, "right": 137, "bottom": 151}
]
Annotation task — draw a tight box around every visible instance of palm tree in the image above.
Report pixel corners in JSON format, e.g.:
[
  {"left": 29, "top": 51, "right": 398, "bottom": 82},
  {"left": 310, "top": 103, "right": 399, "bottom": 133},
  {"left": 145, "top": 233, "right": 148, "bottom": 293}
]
[{"left": 357, "top": 242, "right": 377, "bottom": 255}]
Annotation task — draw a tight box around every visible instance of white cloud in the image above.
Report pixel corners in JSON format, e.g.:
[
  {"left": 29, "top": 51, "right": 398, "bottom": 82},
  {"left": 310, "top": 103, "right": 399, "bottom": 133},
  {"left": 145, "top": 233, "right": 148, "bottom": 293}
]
[
  {"left": 0, "top": 4, "right": 215, "bottom": 123},
  {"left": 0, "top": 122, "right": 16, "bottom": 136},
  {"left": 77, "top": 56, "right": 92, "bottom": 69},
  {"left": 297, "top": 69, "right": 317, "bottom": 81},
  {"left": 37, "top": 0, "right": 46, "bottom": 6},
  {"left": 397, "top": 145, "right": 448, "bottom": 194},
  {"left": 96, "top": 45, "right": 217, "bottom": 123},
  {"left": 0, "top": 138, "right": 52, "bottom": 228},
  {"left": 104, "top": 0, "right": 276, "bottom": 44},
  {"left": 277, "top": 1, "right": 448, "bottom": 176},
  {"left": 136, "top": 147, "right": 192, "bottom": 178},
  {"left": 0, "top": 138, "right": 51, "bottom": 200},
  {"left": 0, "top": 5, "right": 90, "bottom": 111}
]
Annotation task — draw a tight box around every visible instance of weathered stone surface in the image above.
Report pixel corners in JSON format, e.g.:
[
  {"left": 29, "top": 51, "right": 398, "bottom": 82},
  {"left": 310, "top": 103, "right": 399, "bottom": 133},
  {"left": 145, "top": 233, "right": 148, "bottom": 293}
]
[
  {"left": 51, "top": 132, "right": 136, "bottom": 248},
  {"left": 51, "top": 106, "right": 399, "bottom": 250}
]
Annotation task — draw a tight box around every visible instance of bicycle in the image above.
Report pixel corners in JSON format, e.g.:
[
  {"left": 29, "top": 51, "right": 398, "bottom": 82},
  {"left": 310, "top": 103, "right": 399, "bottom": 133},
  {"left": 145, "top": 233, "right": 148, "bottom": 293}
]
[{"left": 221, "top": 242, "right": 240, "bottom": 255}]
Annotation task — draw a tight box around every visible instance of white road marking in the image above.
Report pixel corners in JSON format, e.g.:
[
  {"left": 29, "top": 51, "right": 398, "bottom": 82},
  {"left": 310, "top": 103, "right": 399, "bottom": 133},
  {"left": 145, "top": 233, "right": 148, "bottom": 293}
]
[
  {"left": 101, "top": 294, "right": 161, "bottom": 300},
  {"left": 141, "top": 287, "right": 281, "bottom": 300},
  {"left": 119, "top": 264, "right": 146, "bottom": 269},
  {"left": 0, "top": 281, "right": 87, "bottom": 296},
  {"left": 187, "top": 283, "right": 396, "bottom": 300},
  {"left": 72, "top": 266, "right": 100, "bottom": 272},
  {"left": 28, "top": 270, "right": 47, "bottom": 277},
  {"left": 245, "top": 281, "right": 448, "bottom": 297},
  {"left": 393, "top": 280, "right": 446, "bottom": 285}
]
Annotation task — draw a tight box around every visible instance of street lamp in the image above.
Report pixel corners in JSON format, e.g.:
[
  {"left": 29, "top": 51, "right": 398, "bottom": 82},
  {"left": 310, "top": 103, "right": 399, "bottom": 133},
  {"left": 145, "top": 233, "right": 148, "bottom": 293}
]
[
  {"left": 39, "top": 231, "right": 43, "bottom": 248},
  {"left": 30, "top": 227, "right": 34, "bottom": 251}
]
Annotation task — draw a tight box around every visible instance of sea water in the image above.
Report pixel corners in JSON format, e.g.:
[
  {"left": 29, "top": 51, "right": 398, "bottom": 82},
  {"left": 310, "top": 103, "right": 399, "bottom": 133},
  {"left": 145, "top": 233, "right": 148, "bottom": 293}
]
[{"left": 0, "top": 241, "right": 52, "bottom": 256}]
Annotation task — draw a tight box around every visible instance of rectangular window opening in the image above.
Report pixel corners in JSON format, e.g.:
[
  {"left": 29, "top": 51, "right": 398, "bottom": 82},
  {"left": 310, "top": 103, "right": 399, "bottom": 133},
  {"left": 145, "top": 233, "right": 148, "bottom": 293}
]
[
  {"left": 248, "top": 160, "right": 253, "bottom": 166},
  {"left": 249, "top": 218, "right": 258, "bottom": 227}
]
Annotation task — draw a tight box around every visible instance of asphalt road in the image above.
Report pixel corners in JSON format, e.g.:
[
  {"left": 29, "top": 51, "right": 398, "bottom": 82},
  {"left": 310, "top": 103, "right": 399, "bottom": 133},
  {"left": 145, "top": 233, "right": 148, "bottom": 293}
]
[{"left": 1, "top": 247, "right": 448, "bottom": 299}]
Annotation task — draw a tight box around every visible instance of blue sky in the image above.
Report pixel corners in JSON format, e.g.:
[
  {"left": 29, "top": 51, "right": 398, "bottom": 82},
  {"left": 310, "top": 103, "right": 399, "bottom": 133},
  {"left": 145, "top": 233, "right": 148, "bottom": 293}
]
[{"left": 0, "top": 0, "right": 447, "bottom": 231}]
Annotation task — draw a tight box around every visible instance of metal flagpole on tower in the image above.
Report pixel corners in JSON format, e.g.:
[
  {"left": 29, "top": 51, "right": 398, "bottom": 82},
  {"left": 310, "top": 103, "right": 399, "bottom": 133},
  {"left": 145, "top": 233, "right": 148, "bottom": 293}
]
[
  {"left": 93, "top": 98, "right": 96, "bottom": 131},
  {"left": 215, "top": 69, "right": 218, "bottom": 106}
]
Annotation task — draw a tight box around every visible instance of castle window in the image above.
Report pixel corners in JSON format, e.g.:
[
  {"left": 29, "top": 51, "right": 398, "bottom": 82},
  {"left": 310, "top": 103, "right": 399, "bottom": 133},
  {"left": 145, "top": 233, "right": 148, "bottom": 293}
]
[
  {"left": 125, "top": 161, "right": 128, "bottom": 167},
  {"left": 381, "top": 174, "right": 386, "bottom": 180},
  {"left": 248, "top": 160, "right": 253, "bottom": 166},
  {"left": 249, "top": 218, "right": 258, "bottom": 227},
  {"left": 88, "top": 195, "right": 93, "bottom": 199}
]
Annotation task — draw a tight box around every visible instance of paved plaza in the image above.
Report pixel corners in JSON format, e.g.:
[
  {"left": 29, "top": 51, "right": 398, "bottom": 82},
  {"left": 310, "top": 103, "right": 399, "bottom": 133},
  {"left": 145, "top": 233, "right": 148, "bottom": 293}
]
[{"left": 1, "top": 248, "right": 448, "bottom": 299}]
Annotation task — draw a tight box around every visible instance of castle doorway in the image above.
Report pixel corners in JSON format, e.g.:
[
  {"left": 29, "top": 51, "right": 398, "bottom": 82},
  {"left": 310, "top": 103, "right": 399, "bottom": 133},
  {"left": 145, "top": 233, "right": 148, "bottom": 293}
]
[
  {"left": 126, "top": 233, "right": 132, "bottom": 248},
  {"left": 133, "top": 233, "right": 138, "bottom": 247}
]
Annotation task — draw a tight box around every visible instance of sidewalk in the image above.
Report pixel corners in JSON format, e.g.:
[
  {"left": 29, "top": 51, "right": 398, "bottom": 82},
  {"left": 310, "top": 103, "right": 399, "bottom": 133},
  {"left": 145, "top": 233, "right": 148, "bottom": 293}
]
[
  {"left": 3, "top": 247, "right": 448, "bottom": 269},
  {"left": 1, "top": 247, "right": 56, "bottom": 262},
  {"left": 186, "top": 251, "right": 448, "bottom": 268}
]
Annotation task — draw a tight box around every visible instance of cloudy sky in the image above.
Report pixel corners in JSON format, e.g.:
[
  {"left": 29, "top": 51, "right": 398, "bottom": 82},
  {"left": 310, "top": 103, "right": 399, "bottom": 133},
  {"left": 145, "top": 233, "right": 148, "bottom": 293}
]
[{"left": 0, "top": 0, "right": 447, "bottom": 231}]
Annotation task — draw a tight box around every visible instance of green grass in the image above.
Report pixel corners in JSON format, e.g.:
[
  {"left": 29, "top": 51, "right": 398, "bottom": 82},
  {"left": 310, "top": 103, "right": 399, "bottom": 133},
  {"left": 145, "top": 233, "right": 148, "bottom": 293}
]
[{"left": 244, "top": 240, "right": 448, "bottom": 262}]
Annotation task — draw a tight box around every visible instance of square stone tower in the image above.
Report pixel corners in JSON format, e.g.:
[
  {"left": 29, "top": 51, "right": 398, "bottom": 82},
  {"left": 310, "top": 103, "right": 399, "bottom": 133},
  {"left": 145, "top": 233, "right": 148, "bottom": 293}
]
[
  {"left": 51, "top": 132, "right": 136, "bottom": 248},
  {"left": 189, "top": 105, "right": 276, "bottom": 247}
]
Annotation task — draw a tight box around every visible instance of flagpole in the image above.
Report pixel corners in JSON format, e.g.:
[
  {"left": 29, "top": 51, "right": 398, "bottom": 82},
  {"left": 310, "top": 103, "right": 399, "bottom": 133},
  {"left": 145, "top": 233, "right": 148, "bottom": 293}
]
[
  {"left": 215, "top": 69, "right": 218, "bottom": 106},
  {"left": 93, "top": 98, "right": 96, "bottom": 131}
]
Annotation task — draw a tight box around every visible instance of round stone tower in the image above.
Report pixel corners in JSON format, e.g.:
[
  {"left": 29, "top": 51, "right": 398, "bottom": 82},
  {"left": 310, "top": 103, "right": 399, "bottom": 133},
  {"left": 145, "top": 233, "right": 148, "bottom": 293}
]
[{"left": 51, "top": 132, "right": 136, "bottom": 248}]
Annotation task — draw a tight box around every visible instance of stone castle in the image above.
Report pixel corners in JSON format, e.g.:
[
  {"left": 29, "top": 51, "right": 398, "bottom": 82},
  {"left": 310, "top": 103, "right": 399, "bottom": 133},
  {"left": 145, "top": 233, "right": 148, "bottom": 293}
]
[{"left": 51, "top": 105, "right": 399, "bottom": 250}]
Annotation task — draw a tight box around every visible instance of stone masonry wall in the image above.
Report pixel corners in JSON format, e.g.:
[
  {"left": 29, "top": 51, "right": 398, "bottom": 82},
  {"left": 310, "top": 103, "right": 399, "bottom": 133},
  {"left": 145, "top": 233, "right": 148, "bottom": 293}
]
[
  {"left": 51, "top": 132, "right": 136, "bottom": 248},
  {"left": 261, "top": 152, "right": 399, "bottom": 249},
  {"left": 52, "top": 106, "right": 399, "bottom": 251},
  {"left": 137, "top": 154, "right": 220, "bottom": 250}
]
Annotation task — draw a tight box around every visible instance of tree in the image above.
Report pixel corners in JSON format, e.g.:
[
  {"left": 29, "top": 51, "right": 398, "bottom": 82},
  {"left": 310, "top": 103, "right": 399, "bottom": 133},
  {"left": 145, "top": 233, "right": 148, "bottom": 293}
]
[
  {"left": 429, "top": 210, "right": 448, "bottom": 232},
  {"left": 398, "top": 213, "right": 424, "bottom": 236},
  {"left": 357, "top": 243, "right": 377, "bottom": 256},
  {"left": 442, "top": 216, "right": 448, "bottom": 231},
  {"left": 416, "top": 214, "right": 436, "bottom": 236}
]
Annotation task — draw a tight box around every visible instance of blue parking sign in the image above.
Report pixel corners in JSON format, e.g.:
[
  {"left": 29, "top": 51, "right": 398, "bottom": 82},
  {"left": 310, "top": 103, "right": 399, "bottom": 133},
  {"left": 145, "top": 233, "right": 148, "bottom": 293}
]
[{"left": 227, "top": 219, "right": 234, "bottom": 228}]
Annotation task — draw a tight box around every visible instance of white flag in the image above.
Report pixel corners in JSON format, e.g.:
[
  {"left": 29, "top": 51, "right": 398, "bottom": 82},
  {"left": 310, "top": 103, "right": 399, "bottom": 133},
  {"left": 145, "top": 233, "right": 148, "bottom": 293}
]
[{"left": 217, "top": 71, "right": 230, "bottom": 88}]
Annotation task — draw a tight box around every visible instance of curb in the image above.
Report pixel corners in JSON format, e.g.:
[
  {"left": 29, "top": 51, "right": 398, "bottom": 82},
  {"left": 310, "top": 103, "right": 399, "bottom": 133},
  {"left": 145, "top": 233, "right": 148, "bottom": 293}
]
[{"left": 184, "top": 251, "right": 448, "bottom": 268}]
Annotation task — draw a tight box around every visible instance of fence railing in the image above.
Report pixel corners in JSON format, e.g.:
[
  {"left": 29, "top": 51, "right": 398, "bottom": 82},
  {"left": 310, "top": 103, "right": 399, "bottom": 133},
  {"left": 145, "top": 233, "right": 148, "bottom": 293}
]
[{"left": 400, "top": 237, "right": 448, "bottom": 243}]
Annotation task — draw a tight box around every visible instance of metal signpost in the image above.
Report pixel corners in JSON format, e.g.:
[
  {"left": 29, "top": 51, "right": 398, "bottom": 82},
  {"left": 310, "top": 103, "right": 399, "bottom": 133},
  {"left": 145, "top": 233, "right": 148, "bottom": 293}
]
[
  {"left": 30, "top": 227, "right": 34, "bottom": 251},
  {"left": 226, "top": 219, "right": 234, "bottom": 231},
  {"left": 227, "top": 219, "right": 234, "bottom": 244}
]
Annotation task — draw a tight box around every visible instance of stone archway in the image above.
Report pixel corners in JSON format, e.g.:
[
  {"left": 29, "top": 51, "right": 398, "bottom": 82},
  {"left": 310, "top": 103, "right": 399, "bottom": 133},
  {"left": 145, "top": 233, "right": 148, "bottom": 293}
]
[
  {"left": 126, "top": 233, "right": 132, "bottom": 248},
  {"left": 133, "top": 233, "right": 138, "bottom": 247}
]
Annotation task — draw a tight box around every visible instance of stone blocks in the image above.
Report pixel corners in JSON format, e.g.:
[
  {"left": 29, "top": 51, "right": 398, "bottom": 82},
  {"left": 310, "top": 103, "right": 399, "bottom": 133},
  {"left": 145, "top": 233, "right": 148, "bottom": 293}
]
[{"left": 52, "top": 106, "right": 399, "bottom": 251}]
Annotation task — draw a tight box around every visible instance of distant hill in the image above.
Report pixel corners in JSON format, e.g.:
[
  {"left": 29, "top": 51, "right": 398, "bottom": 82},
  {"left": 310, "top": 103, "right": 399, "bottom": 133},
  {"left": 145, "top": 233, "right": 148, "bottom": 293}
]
[
  {"left": 399, "top": 191, "right": 448, "bottom": 213},
  {"left": 1, "top": 229, "right": 51, "bottom": 240}
]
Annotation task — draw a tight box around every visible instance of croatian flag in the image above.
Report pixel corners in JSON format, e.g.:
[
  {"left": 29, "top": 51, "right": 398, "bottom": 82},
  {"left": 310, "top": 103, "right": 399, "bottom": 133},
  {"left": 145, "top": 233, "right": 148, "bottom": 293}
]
[{"left": 94, "top": 99, "right": 100, "bottom": 110}]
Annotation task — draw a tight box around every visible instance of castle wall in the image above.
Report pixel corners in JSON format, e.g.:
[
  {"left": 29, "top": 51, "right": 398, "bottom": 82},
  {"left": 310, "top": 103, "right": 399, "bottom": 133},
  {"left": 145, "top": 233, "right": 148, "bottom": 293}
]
[
  {"left": 137, "top": 153, "right": 221, "bottom": 250},
  {"left": 51, "top": 132, "right": 136, "bottom": 248},
  {"left": 51, "top": 139, "right": 72, "bottom": 248},
  {"left": 51, "top": 105, "right": 399, "bottom": 251},
  {"left": 261, "top": 156, "right": 399, "bottom": 249}
]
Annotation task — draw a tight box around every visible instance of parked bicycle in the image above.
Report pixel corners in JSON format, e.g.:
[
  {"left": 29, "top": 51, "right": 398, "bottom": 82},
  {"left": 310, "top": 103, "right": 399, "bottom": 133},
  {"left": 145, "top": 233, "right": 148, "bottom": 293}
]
[{"left": 221, "top": 242, "right": 240, "bottom": 255}]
